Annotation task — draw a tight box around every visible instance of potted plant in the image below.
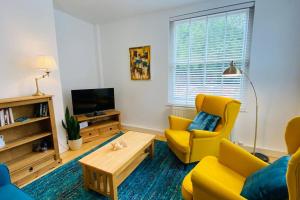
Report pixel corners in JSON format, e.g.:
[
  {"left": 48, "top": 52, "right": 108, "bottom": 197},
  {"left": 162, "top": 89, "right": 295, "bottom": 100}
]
[{"left": 62, "top": 107, "right": 82, "bottom": 150}]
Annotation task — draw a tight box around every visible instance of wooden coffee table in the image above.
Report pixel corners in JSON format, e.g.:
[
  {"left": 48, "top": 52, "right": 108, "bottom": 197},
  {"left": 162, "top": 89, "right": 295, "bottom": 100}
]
[{"left": 79, "top": 131, "right": 155, "bottom": 200}]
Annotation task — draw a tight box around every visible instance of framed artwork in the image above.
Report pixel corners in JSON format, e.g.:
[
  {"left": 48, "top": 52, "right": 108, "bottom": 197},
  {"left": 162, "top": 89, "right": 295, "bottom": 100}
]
[{"left": 129, "top": 46, "right": 151, "bottom": 80}]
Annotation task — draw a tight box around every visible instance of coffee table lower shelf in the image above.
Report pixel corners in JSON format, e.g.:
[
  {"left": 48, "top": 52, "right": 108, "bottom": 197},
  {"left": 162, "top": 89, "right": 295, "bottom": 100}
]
[{"left": 81, "top": 140, "right": 154, "bottom": 200}]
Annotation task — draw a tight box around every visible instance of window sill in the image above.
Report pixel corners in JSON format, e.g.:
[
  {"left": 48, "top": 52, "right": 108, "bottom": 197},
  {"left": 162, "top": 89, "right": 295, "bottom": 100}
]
[{"left": 166, "top": 104, "right": 248, "bottom": 113}]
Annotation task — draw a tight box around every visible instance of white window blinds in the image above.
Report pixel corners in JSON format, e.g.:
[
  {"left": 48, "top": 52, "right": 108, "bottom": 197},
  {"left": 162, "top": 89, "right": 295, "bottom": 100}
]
[{"left": 169, "top": 6, "right": 254, "bottom": 107}]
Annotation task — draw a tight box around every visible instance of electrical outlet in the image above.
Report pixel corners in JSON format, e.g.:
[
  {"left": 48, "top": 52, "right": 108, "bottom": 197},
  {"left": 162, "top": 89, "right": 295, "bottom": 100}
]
[
  {"left": 237, "top": 141, "right": 244, "bottom": 146},
  {"left": 231, "top": 140, "right": 244, "bottom": 146}
]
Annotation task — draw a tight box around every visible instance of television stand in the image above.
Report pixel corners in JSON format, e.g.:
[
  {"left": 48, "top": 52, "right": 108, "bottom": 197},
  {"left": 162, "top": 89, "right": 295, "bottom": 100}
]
[{"left": 75, "top": 110, "right": 121, "bottom": 143}]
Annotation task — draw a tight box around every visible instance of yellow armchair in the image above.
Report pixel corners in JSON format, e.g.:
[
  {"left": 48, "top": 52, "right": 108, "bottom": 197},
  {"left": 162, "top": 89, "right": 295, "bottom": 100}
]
[
  {"left": 182, "top": 116, "right": 300, "bottom": 200},
  {"left": 165, "top": 94, "right": 241, "bottom": 164}
]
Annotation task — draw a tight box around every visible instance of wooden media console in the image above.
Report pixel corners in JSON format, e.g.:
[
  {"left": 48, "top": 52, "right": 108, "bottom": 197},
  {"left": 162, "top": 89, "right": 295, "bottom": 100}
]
[{"left": 75, "top": 110, "right": 121, "bottom": 143}]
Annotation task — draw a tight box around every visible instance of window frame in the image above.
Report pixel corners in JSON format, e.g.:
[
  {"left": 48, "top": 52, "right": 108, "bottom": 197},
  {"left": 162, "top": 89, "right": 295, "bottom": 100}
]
[{"left": 168, "top": 4, "right": 254, "bottom": 109}]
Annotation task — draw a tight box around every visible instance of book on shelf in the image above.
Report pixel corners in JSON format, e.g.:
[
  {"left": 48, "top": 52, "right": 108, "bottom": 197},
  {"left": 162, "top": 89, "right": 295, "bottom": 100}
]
[
  {"left": 35, "top": 103, "right": 49, "bottom": 117},
  {"left": 0, "top": 108, "right": 15, "bottom": 127},
  {"left": 0, "top": 109, "right": 4, "bottom": 126},
  {"left": 9, "top": 108, "right": 14, "bottom": 123},
  {"left": 4, "top": 109, "right": 8, "bottom": 125}
]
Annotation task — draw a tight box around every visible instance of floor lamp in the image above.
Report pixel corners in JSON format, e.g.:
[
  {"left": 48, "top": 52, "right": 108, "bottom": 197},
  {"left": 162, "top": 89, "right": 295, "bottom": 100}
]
[{"left": 223, "top": 61, "right": 269, "bottom": 162}]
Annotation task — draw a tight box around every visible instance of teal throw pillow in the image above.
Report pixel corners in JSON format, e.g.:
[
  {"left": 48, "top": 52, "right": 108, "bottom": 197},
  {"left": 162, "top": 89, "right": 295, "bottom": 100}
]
[
  {"left": 187, "top": 111, "right": 220, "bottom": 132},
  {"left": 241, "top": 156, "right": 290, "bottom": 200}
]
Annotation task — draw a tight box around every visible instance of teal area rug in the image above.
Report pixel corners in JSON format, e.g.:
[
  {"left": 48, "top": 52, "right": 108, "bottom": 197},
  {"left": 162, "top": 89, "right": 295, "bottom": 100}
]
[{"left": 23, "top": 132, "right": 196, "bottom": 200}]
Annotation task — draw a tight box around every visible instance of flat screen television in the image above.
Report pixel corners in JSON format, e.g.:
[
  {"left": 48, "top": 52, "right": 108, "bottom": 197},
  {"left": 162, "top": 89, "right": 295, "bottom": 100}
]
[{"left": 71, "top": 88, "right": 115, "bottom": 115}]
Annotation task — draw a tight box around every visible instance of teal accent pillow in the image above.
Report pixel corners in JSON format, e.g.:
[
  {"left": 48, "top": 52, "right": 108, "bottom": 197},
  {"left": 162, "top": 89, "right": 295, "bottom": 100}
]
[
  {"left": 187, "top": 111, "right": 220, "bottom": 132},
  {"left": 241, "top": 156, "right": 290, "bottom": 200}
]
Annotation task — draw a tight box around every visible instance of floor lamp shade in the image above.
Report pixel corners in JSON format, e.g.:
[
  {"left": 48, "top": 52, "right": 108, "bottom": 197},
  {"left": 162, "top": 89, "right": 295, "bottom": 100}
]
[{"left": 223, "top": 61, "right": 243, "bottom": 76}]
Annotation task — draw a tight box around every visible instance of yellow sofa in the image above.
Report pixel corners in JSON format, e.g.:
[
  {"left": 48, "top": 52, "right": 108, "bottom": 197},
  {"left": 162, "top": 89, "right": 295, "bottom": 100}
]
[
  {"left": 165, "top": 94, "right": 241, "bottom": 164},
  {"left": 182, "top": 116, "right": 300, "bottom": 200}
]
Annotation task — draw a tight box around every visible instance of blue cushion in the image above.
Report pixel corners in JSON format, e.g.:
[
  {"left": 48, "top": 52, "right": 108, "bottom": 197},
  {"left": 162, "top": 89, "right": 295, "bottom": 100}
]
[
  {"left": 187, "top": 111, "right": 220, "bottom": 132},
  {"left": 241, "top": 156, "right": 290, "bottom": 200},
  {"left": 0, "top": 184, "right": 33, "bottom": 200}
]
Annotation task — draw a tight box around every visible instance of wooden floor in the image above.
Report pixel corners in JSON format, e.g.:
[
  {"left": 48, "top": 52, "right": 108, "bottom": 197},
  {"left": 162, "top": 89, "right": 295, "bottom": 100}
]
[{"left": 60, "top": 135, "right": 116, "bottom": 164}]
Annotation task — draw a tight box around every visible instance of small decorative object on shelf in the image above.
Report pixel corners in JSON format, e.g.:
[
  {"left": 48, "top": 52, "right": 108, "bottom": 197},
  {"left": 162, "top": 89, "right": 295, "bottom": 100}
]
[
  {"left": 62, "top": 107, "right": 82, "bottom": 151},
  {"left": 0, "top": 108, "right": 14, "bottom": 126},
  {"left": 40, "top": 141, "right": 48, "bottom": 152},
  {"left": 15, "top": 116, "right": 29, "bottom": 122},
  {"left": 79, "top": 121, "right": 88, "bottom": 129},
  {"left": 111, "top": 140, "right": 127, "bottom": 151},
  {"left": 0, "top": 135, "right": 5, "bottom": 148},
  {"left": 32, "top": 140, "right": 48, "bottom": 152},
  {"left": 33, "top": 142, "right": 41, "bottom": 152}
]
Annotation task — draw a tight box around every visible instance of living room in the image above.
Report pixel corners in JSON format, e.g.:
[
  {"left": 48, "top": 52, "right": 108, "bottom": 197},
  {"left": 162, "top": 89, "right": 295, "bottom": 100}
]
[{"left": 0, "top": 0, "right": 300, "bottom": 200}]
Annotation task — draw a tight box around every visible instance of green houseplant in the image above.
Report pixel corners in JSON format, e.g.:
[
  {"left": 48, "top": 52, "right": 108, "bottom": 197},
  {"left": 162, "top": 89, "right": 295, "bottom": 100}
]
[{"left": 62, "top": 107, "right": 82, "bottom": 150}]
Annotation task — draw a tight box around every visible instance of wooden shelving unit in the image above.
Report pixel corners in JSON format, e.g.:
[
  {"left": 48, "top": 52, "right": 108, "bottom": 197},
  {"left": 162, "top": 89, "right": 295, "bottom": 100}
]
[
  {"left": 0, "top": 132, "right": 52, "bottom": 153},
  {"left": 0, "top": 95, "right": 61, "bottom": 186},
  {"left": 0, "top": 116, "right": 49, "bottom": 131},
  {"left": 7, "top": 150, "right": 56, "bottom": 172},
  {"left": 75, "top": 110, "right": 121, "bottom": 143}
]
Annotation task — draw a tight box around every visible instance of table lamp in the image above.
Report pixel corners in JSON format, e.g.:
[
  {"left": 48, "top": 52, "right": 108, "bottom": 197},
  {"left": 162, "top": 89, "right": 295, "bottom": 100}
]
[
  {"left": 33, "top": 55, "right": 56, "bottom": 96},
  {"left": 223, "top": 61, "right": 269, "bottom": 162}
]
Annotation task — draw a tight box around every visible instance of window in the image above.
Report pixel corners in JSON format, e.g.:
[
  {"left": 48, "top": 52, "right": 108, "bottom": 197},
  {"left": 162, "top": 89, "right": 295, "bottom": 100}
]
[{"left": 169, "top": 6, "right": 254, "bottom": 107}]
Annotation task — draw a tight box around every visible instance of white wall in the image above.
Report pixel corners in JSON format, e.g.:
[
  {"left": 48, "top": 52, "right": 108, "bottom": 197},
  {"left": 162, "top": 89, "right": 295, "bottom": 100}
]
[
  {"left": 54, "top": 10, "right": 101, "bottom": 111},
  {"left": 234, "top": 0, "right": 300, "bottom": 152},
  {"left": 99, "top": 0, "right": 300, "bottom": 152},
  {"left": 100, "top": 11, "right": 170, "bottom": 133},
  {"left": 0, "top": 0, "right": 68, "bottom": 152}
]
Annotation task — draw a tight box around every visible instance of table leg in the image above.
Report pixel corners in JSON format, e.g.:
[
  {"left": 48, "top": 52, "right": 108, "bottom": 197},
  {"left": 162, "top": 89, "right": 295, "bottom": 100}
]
[
  {"left": 82, "top": 165, "right": 89, "bottom": 189},
  {"left": 109, "top": 174, "right": 118, "bottom": 200},
  {"left": 149, "top": 140, "right": 155, "bottom": 159}
]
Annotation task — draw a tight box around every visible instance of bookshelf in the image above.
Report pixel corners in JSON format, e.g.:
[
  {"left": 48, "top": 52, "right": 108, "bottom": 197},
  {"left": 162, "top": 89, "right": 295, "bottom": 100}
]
[{"left": 0, "top": 95, "right": 61, "bottom": 186}]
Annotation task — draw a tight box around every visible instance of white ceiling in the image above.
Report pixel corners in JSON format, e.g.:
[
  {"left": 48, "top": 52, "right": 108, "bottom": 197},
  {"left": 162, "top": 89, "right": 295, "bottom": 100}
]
[{"left": 54, "top": 0, "right": 201, "bottom": 24}]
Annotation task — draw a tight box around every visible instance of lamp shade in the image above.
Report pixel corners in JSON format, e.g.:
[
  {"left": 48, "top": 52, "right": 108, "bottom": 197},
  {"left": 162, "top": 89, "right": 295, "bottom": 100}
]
[
  {"left": 223, "top": 61, "right": 243, "bottom": 76},
  {"left": 35, "top": 56, "right": 56, "bottom": 71}
]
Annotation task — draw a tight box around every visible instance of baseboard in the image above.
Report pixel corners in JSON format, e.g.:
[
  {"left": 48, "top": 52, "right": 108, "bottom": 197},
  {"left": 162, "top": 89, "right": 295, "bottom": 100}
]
[
  {"left": 121, "top": 123, "right": 286, "bottom": 158},
  {"left": 239, "top": 145, "right": 286, "bottom": 158},
  {"left": 121, "top": 123, "right": 165, "bottom": 141},
  {"left": 122, "top": 123, "right": 163, "bottom": 134}
]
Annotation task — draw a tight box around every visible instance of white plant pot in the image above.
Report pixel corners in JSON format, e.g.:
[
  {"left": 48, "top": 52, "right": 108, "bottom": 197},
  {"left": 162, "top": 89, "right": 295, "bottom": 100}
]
[{"left": 68, "top": 138, "right": 82, "bottom": 151}]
